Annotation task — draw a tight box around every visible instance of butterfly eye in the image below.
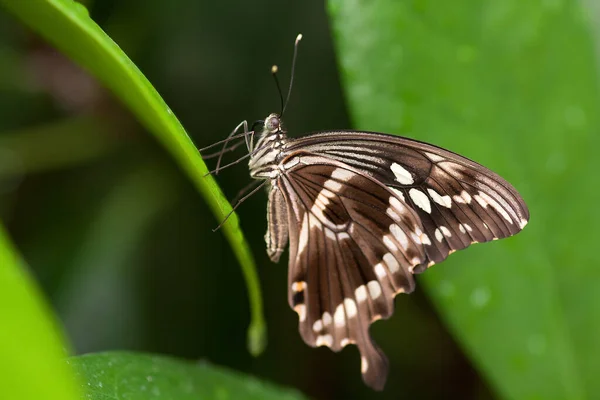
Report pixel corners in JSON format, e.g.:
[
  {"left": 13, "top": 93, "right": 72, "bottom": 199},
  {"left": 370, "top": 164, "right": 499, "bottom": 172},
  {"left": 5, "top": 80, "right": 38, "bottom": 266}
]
[{"left": 266, "top": 116, "right": 280, "bottom": 132}]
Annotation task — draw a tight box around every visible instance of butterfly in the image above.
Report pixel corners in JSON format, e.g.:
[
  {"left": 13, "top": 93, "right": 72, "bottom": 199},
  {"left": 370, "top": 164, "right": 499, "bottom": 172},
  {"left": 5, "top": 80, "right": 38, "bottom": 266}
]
[{"left": 204, "top": 34, "right": 529, "bottom": 391}]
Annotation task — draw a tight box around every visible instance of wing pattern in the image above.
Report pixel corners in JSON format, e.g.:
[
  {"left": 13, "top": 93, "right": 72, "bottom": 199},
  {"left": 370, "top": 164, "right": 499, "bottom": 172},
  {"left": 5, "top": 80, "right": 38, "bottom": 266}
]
[{"left": 285, "top": 132, "right": 530, "bottom": 273}]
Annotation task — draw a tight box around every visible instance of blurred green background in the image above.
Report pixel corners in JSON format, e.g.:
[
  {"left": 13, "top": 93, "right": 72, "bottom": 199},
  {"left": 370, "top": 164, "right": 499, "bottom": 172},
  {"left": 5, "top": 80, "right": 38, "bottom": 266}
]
[{"left": 1, "top": 1, "right": 599, "bottom": 399}]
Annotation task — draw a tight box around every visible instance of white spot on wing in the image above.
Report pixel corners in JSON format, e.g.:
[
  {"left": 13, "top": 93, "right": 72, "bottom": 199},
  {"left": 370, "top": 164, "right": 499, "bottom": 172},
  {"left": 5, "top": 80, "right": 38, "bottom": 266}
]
[
  {"left": 390, "top": 224, "right": 409, "bottom": 250},
  {"left": 475, "top": 192, "right": 513, "bottom": 224},
  {"left": 389, "top": 196, "right": 405, "bottom": 213},
  {"left": 410, "top": 232, "right": 422, "bottom": 245},
  {"left": 374, "top": 262, "right": 386, "bottom": 278},
  {"left": 383, "top": 253, "right": 400, "bottom": 273},
  {"left": 386, "top": 207, "right": 400, "bottom": 221},
  {"left": 435, "top": 228, "right": 443, "bottom": 242},
  {"left": 390, "top": 187, "right": 406, "bottom": 202},
  {"left": 355, "top": 285, "right": 368, "bottom": 303},
  {"left": 323, "top": 179, "right": 342, "bottom": 192},
  {"left": 316, "top": 334, "right": 333, "bottom": 347},
  {"left": 344, "top": 298, "right": 357, "bottom": 318},
  {"left": 427, "top": 188, "right": 452, "bottom": 208},
  {"left": 520, "top": 218, "right": 528, "bottom": 229},
  {"left": 409, "top": 188, "right": 432, "bottom": 213},
  {"left": 313, "top": 319, "right": 323, "bottom": 333},
  {"left": 383, "top": 235, "right": 398, "bottom": 252},
  {"left": 425, "top": 152, "right": 445, "bottom": 162},
  {"left": 474, "top": 194, "right": 487, "bottom": 208},
  {"left": 367, "top": 281, "right": 382, "bottom": 299},
  {"left": 291, "top": 281, "right": 306, "bottom": 292},
  {"left": 459, "top": 224, "right": 466, "bottom": 233},
  {"left": 294, "top": 304, "right": 306, "bottom": 321},
  {"left": 312, "top": 190, "right": 331, "bottom": 212},
  {"left": 391, "top": 162, "right": 414, "bottom": 184},
  {"left": 334, "top": 304, "right": 345, "bottom": 327},
  {"left": 440, "top": 226, "right": 452, "bottom": 237},
  {"left": 322, "top": 312, "right": 332, "bottom": 326},
  {"left": 319, "top": 187, "right": 336, "bottom": 199},
  {"left": 453, "top": 190, "right": 472, "bottom": 204},
  {"left": 330, "top": 168, "right": 354, "bottom": 182},
  {"left": 361, "top": 356, "right": 369, "bottom": 373}
]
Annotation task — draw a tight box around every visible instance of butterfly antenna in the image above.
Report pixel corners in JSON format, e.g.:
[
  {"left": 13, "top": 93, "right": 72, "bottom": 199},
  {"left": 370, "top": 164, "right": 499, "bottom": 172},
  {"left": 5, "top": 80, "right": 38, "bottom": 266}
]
[
  {"left": 271, "top": 65, "right": 285, "bottom": 115},
  {"left": 281, "top": 33, "right": 302, "bottom": 117}
]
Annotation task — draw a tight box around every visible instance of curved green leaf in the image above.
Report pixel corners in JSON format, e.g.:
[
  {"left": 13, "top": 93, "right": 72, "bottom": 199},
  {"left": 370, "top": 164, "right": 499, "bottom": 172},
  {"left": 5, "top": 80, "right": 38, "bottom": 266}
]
[
  {"left": 328, "top": 1, "right": 599, "bottom": 399},
  {"left": 0, "top": 0, "right": 265, "bottom": 355},
  {"left": 0, "top": 224, "right": 81, "bottom": 400},
  {"left": 70, "top": 352, "right": 307, "bottom": 400}
]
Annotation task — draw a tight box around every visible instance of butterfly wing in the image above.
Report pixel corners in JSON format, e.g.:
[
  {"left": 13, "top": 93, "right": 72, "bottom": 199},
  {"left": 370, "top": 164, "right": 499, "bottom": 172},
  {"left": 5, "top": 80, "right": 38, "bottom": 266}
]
[
  {"left": 284, "top": 131, "right": 530, "bottom": 272},
  {"left": 275, "top": 153, "right": 428, "bottom": 390}
]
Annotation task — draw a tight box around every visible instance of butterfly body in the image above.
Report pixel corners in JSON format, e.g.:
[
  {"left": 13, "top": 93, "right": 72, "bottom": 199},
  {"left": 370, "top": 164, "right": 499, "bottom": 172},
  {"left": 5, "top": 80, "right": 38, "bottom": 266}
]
[
  {"left": 243, "top": 113, "right": 529, "bottom": 390},
  {"left": 248, "top": 114, "right": 289, "bottom": 180}
]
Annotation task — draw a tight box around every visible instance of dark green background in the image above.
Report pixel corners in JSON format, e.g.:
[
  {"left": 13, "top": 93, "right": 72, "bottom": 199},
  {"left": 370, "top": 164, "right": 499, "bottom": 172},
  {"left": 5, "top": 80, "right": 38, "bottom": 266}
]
[{"left": 1, "top": 1, "right": 598, "bottom": 399}]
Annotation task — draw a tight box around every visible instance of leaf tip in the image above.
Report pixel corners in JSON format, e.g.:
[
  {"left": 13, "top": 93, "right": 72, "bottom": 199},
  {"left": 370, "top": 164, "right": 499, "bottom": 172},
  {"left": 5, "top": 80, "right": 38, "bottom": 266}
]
[{"left": 247, "top": 321, "right": 267, "bottom": 356}]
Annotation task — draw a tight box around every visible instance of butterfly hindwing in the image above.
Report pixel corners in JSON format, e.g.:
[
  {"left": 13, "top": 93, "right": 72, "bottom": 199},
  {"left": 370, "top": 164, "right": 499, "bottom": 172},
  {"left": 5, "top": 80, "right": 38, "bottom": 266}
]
[{"left": 275, "top": 154, "right": 427, "bottom": 390}]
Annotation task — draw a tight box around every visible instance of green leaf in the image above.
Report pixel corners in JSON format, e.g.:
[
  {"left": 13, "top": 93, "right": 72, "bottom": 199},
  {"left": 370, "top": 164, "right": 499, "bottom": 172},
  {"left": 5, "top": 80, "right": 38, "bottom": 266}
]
[
  {"left": 328, "top": 1, "right": 599, "bottom": 399},
  {"left": 70, "top": 352, "right": 307, "bottom": 400},
  {"left": 0, "top": 224, "right": 81, "bottom": 400},
  {"left": 0, "top": 0, "right": 266, "bottom": 355}
]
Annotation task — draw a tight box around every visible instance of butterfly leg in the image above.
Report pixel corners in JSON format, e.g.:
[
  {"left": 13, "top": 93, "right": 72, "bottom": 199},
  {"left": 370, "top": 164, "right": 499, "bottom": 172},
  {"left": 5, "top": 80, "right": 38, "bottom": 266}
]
[
  {"left": 215, "top": 120, "right": 248, "bottom": 174},
  {"left": 212, "top": 179, "right": 268, "bottom": 232},
  {"left": 200, "top": 140, "right": 247, "bottom": 160}
]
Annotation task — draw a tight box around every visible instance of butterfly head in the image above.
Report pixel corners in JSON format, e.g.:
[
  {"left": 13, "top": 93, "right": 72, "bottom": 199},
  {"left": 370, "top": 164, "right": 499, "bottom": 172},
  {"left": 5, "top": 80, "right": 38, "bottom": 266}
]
[
  {"left": 264, "top": 113, "right": 283, "bottom": 134},
  {"left": 251, "top": 113, "right": 285, "bottom": 141}
]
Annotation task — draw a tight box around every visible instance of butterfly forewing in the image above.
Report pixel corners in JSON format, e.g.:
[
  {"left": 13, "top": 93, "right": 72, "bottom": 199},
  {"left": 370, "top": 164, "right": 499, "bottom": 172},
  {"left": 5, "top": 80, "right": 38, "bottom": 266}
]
[{"left": 284, "top": 132, "right": 530, "bottom": 272}]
